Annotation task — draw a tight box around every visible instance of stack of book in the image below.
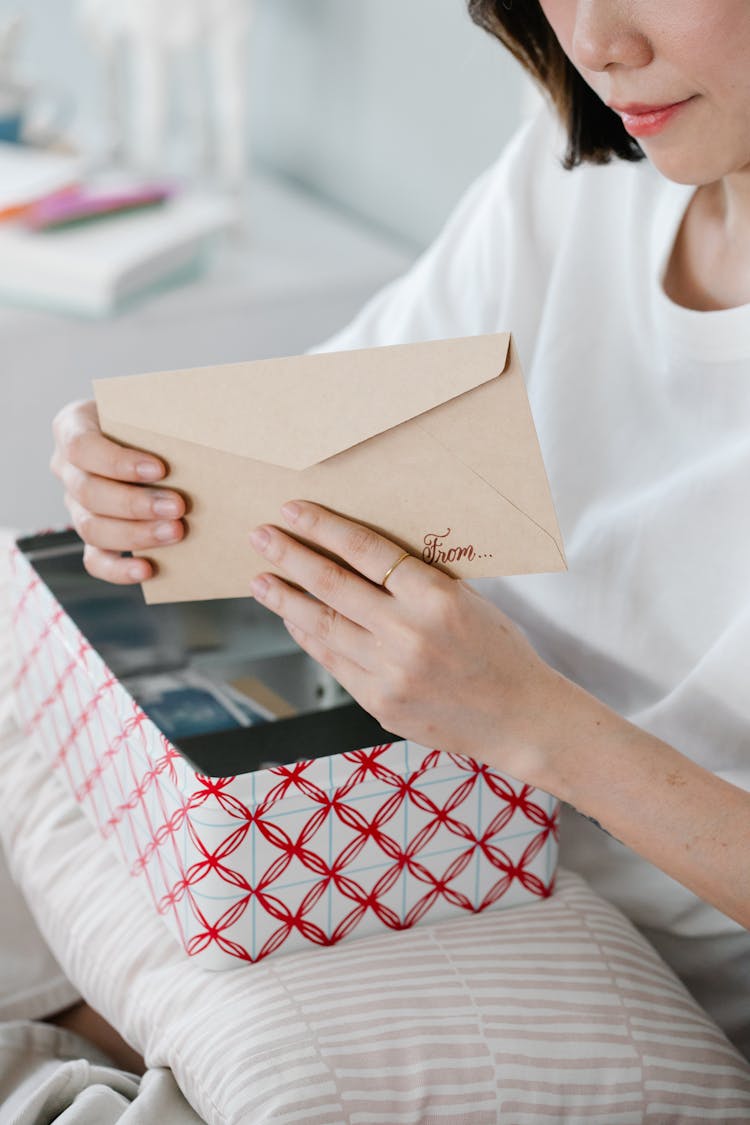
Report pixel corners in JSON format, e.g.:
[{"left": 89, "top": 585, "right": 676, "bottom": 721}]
[{"left": 0, "top": 143, "right": 236, "bottom": 315}]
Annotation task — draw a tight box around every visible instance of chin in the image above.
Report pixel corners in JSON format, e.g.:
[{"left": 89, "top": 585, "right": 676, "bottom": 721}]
[
  {"left": 643, "top": 147, "right": 729, "bottom": 188},
  {"left": 640, "top": 120, "right": 748, "bottom": 187}
]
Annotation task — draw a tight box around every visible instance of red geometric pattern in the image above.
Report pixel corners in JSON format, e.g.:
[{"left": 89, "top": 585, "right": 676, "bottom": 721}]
[{"left": 11, "top": 546, "right": 559, "bottom": 969}]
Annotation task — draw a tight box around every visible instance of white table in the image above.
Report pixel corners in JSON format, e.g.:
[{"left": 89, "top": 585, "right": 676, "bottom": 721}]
[{"left": 3, "top": 173, "right": 414, "bottom": 532}]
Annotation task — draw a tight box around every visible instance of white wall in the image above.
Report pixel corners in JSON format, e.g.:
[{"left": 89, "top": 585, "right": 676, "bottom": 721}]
[
  {"left": 251, "top": 0, "right": 526, "bottom": 248},
  {"left": 2, "top": 0, "right": 528, "bottom": 249}
]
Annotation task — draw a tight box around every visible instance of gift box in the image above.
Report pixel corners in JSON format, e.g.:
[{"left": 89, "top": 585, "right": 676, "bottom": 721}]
[{"left": 11, "top": 530, "right": 559, "bottom": 969}]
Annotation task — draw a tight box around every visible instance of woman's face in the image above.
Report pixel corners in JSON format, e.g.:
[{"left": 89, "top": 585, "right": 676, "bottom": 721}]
[{"left": 538, "top": 0, "right": 750, "bottom": 186}]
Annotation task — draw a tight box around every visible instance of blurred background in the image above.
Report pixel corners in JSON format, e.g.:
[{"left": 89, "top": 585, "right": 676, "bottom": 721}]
[{"left": 1, "top": 0, "right": 532, "bottom": 530}]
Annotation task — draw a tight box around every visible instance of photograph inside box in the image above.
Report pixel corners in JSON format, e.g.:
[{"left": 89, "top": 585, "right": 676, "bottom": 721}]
[{"left": 12, "top": 531, "right": 559, "bottom": 968}]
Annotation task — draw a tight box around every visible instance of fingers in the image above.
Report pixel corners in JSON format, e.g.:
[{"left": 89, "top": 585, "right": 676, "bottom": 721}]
[
  {"left": 249, "top": 523, "right": 383, "bottom": 630},
  {"left": 59, "top": 461, "right": 185, "bottom": 522},
  {"left": 278, "top": 500, "right": 438, "bottom": 596},
  {"left": 65, "top": 496, "right": 184, "bottom": 553},
  {"left": 82, "top": 545, "right": 153, "bottom": 585},
  {"left": 52, "top": 399, "right": 165, "bottom": 483},
  {"left": 251, "top": 573, "right": 374, "bottom": 669},
  {"left": 52, "top": 399, "right": 185, "bottom": 585}
]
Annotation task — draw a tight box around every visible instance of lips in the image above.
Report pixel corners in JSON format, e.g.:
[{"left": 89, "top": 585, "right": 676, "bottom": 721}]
[{"left": 609, "top": 98, "right": 694, "bottom": 138}]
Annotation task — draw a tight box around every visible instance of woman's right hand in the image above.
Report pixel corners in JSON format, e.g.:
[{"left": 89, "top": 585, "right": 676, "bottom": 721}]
[{"left": 51, "top": 399, "right": 186, "bottom": 585}]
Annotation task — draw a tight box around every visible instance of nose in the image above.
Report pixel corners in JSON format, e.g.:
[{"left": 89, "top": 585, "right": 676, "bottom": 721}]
[{"left": 570, "top": 0, "right": 653, "bottom": 72}]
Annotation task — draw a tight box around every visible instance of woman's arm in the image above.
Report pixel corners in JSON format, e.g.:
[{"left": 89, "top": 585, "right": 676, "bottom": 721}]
[
  {"left": 248, "top": 500, "right": 750, "bottom": 932},
  {"left": 534, "top": 672, "right": 750, "bottom": 928}
]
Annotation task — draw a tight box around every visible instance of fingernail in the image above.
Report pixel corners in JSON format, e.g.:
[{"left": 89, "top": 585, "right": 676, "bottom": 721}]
[
  {"left": 281, "top": 501, "right": 301, "bottom": 524},
  {"left": 155, "top": 521, "right": 179, "bottom": 542},
  {"left": 152, "top": 496, "right": 181, "bottom": 518},
  {"left": 136, "top": 460, "right": 163, "bottom": 481},
  {"left": 250, "top": 527, "right": 270, "bottom": 551},
  {"left": 129, "top": 562, "right": 147, "bottom": 581},
  {"left": 251, "top": 576, "right": 270, "bottom": 599}
]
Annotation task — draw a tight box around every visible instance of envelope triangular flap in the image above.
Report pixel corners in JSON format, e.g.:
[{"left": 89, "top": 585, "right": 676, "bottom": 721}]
[{"left": 94, "top": 333, "right": 511, "bottom": 472}]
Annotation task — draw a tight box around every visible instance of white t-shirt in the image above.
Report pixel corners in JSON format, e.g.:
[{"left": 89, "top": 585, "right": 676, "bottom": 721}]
[{"left": 314, "top": 107, "right": 750, "bottom": 1053}]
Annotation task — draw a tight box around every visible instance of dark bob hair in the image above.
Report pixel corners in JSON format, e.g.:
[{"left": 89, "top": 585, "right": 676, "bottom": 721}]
[{"left": 467, "top": 0, "right": 645, "bottom": 169}]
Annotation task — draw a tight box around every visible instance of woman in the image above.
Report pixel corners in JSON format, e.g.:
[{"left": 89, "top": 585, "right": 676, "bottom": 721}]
[{"left": 50, "top": 0, "right": 750, "bottom": 1059}]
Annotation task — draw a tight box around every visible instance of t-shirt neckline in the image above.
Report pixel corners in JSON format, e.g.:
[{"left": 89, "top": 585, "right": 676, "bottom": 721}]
[{"left": 653, "top": 181, "right": 750, "bottom": 364}]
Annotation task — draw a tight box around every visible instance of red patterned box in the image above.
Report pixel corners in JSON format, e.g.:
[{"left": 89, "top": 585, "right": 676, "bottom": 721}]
[{"left": 11, "top": 533, "right": 559, "bottom": 969}]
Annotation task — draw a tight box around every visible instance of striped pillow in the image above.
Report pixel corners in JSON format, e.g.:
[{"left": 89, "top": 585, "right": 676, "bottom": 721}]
[{"left": 2, "top": 731, "right": 749, "bottom": 1125}]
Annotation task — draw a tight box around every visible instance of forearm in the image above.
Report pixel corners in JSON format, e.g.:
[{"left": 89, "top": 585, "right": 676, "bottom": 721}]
[{"left": 521, "top": 671, "right": 750, "bottom": 929}]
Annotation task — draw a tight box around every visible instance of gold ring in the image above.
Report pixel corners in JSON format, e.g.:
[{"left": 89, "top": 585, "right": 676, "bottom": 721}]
[{"left": 380, "top": 551, "right": 410, "bottom": 590}]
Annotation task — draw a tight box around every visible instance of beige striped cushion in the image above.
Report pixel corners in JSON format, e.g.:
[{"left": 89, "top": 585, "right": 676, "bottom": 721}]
[{"left": 2, "top": 727, "right": 749, "bottom": 1125}]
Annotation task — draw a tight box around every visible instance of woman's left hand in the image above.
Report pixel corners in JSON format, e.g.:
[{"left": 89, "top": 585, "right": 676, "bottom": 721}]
[{"left": 250, "top": 501, "right": 563, "bottom": 784}]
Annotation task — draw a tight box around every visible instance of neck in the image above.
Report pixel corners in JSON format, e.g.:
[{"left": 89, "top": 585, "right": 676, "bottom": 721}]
[
  {"left": 712, "top": 164, "right": 750, "bottom": 241},
  {"left": 664, "top": 169, "right": 750, "bottom": 312}
]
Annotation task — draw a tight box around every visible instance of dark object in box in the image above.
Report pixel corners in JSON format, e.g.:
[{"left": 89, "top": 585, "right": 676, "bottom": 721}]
[{"left": 17, "top": 529, "right": 394, "bottom": 777}]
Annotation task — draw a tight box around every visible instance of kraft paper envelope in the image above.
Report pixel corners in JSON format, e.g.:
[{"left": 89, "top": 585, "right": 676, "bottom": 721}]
[{"left": 94, "top": 333, "right": 566, "bottom": 604}]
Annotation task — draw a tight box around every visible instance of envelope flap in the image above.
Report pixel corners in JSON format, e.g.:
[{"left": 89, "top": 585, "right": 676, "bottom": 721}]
[{"left": 94, "top": 333, "right": 511, "bottom": 471}]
